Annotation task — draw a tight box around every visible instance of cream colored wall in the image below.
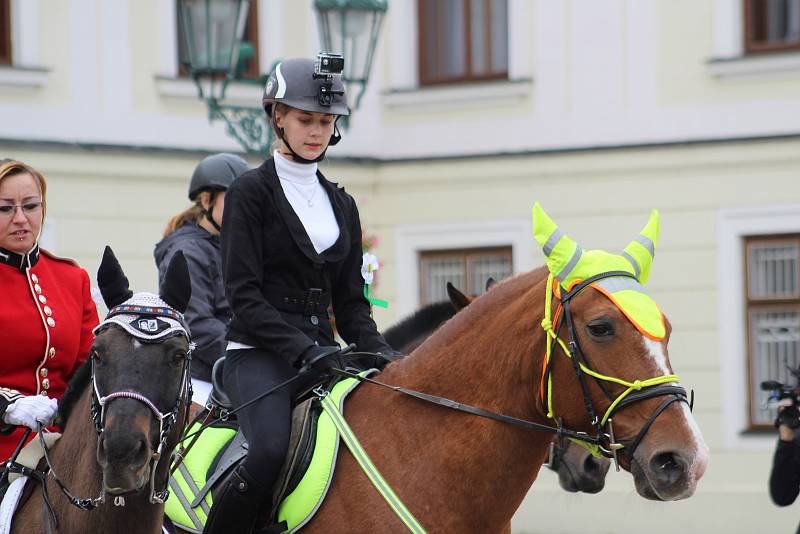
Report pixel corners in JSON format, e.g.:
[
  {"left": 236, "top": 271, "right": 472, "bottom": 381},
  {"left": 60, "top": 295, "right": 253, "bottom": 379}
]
[
  {"left": 323, "top": 136, "right": 800, "bottom": 534},
  {"left": 0, "top": 144, "right": 260, "bottom": 296}
]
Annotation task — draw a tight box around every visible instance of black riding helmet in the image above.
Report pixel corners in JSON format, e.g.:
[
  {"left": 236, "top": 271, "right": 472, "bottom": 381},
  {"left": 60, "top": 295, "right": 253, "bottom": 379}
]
[
  {"left": 188, "top": 153, "right": 249, "bottom": 231},
  {"left": 262, "top": 57, "right": 349, "bottom": 163},
  {"left": 188, "top": 153, "right": 249, "bottom": 201}
]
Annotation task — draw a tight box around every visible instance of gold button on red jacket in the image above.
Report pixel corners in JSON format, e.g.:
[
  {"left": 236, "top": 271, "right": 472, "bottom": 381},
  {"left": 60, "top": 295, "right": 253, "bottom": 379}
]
[{"left": 0, "top": 246, "right": 99, "bottom": 460}]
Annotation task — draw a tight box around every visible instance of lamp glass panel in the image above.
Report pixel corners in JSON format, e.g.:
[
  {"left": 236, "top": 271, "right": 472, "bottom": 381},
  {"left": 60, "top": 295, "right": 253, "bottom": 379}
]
[{"left": 180, "top": 0, "right": 246, "bottom": 72}]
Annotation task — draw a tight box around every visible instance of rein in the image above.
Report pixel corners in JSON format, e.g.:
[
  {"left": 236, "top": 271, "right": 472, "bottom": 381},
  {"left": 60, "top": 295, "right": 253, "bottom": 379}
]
[{"left": 332, "top": 270, "right": 690, "bottom": 470}]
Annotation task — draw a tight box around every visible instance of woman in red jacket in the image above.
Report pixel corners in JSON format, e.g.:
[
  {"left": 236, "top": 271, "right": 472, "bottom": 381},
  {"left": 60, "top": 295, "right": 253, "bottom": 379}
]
[{"left": 0, "top": 159, "right": 99, "bottom": 461}]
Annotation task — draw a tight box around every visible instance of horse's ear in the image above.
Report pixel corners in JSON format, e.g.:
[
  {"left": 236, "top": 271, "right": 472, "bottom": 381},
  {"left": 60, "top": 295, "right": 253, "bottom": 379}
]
[
  {"left": 447, "top": 282, "right": 473, "bottom": 311},
  {"left": 532, "top": 202, "right": 582, "bottom": 280},
  {"left": 160, "top": 251, "right": 192, "bottom": 314},
  {"left": 97, "top": 246, "right": 133, "bottom": 308},
  {"left": 485, "top": 277, "right": 496, "bottom": 292},
  {"left": 621, "top": 209, "right": 660, "bottom": 285}
]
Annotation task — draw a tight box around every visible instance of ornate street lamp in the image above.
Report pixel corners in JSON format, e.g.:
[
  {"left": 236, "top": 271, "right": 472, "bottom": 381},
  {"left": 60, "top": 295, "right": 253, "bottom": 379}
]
[
  {"left": 178, "top": 0, "right": 387, "bottom": 154},
  {"left": 314, "top": 0, "right": 388, "bottom": 111},
  {"left": 178, "top": 0, "right": 270, "bottom": 154}
]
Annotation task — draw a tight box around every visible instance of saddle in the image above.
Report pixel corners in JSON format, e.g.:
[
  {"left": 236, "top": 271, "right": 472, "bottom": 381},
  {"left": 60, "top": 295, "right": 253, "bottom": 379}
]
[{"left": 166, "top": 359, "right": 368, "bottom": 534}]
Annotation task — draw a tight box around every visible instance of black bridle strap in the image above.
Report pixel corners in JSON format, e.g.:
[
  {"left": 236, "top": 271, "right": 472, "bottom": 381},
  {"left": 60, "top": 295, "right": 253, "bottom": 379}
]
[
  {"left": 624, "top": 393, "right": 689, "bottom": 458},
  {"left": 330, "top": 364, "right": 604, "bottom": 447}
]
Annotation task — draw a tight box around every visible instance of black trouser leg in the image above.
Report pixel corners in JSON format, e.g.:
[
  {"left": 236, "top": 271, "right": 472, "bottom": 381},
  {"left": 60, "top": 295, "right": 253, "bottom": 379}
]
[{"left": 202, "top": 463, "right": 269, "bottom": 534}]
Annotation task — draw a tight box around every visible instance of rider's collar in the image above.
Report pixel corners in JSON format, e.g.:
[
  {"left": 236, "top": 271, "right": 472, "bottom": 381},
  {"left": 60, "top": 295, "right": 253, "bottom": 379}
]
[
  {"left": 0, "top": 244, "right": 40, "bottom": 272},
  {"left": 93, "top": 292, "right": 192, "bottom": 343}
]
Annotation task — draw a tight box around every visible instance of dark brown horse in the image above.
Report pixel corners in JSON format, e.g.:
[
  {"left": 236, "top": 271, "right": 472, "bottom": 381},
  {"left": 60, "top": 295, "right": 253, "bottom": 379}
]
[
  {"left": 10, "top": 247, "right": 193, "bottom": 534},
  {"left": 384, "top": 282, "right": 611, "bottom": 494}
]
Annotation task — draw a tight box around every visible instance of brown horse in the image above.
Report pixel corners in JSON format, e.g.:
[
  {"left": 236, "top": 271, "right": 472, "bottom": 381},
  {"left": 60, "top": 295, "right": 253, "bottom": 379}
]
[
  {"left": 301, "top": 206, "right": 706, "bottom": 532},
  {"left": 384, "top": 282, "right": 611, "bottom": 494},
  {"left": 10, "top": 247, "right": 193, "bottom": 534},
  {"left": 179, "top": 206, "right": 707, "bottom": 533}
]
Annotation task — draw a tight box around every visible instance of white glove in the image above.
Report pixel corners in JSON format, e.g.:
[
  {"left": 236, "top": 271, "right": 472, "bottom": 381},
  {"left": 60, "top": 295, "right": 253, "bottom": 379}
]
[{"left": 3, "top": 395, "right": 58, "bottom": 430}]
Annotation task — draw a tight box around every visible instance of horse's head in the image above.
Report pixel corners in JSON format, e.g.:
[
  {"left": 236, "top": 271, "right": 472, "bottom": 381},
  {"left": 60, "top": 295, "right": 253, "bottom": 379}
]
[
  {"left": 532, "top": 203, "right": 708, "bottom": 501},
  {"left": 91, "top": 246, "right": 192, "bottom": 499}
]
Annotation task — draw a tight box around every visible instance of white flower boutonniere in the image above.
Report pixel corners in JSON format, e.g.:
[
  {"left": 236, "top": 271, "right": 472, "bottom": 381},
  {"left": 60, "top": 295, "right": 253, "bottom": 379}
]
[{"left": 361, "top": 252, "right": 379, "bottom": 285}]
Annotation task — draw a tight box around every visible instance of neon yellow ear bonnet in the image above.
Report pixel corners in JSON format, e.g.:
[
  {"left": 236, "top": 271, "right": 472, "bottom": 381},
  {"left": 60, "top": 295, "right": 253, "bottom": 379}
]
[{"left": 531, "top": 203, "right": 666, "bottom": 341}]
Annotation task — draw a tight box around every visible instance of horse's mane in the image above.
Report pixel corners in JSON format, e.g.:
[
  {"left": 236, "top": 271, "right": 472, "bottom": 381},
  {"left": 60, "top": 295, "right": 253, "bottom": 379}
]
[
  {"left": 403, "top": 267, "right": 550, "bottom": 361},
  {"left": 56, "top": 357, "right": 92, "bottom": 430},
  {"left": 383, "top": 300, "right": 457, "bottom": 351}
]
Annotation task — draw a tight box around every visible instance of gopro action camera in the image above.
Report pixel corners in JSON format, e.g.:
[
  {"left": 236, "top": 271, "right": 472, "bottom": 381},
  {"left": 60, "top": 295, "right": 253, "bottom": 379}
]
[{"left": 315, "top": 52, "right": 345, "bottom": 76}]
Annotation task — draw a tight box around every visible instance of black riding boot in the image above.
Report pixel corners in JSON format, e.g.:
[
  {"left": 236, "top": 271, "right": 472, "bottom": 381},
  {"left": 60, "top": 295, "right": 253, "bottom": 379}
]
[{"left": 202, "top": 464, "right": 270, "bottom": 534}]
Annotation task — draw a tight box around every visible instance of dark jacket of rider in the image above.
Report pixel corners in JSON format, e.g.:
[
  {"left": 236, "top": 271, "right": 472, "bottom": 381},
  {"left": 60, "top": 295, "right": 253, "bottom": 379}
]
[
  {"left": 221, "top": 159, "right": 391, "bottom": 364},
  {"left": 154, "top": 221, "right": 230, "bottom": 382},
  {"left": 770, "top": 431, "right": 800, "bottom": 507}
]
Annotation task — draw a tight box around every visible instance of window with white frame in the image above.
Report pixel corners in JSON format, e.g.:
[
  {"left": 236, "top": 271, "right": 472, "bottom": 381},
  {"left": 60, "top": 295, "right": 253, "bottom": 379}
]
[
  {"left": 745, "top": 235, "right": 800, "bottom": 428},
  {"left": 0, "top": 0, "right": 11, "bottom": 66},
  {"left": 745, "top": 0, "right": 800, "bottom": 54},
  {"left": 176, "top": 0, "right": 261, "bottom": 79},
  {"left": 419, "top": 247, "right": 512, "bottom": 304},
  {"left": 417, "top": 0, "right": 508, "bottom": 85}
]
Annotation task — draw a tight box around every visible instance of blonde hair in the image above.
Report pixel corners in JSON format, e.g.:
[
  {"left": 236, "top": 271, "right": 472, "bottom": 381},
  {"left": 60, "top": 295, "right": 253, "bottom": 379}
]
[
  {"left": 0, "top": 159, "right": 48, "bottom": 221},
  {"left": 163, "top": 191, "right": 212, "bottom": 238}
]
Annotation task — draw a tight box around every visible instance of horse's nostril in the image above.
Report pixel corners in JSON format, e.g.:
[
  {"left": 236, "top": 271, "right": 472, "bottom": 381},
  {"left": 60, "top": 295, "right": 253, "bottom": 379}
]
[
  {"left": 583, "top": 455, "right": 599, "bottom": 473},
  {"left": 648, "top": 451, "right": 687, "bottom": 486}
]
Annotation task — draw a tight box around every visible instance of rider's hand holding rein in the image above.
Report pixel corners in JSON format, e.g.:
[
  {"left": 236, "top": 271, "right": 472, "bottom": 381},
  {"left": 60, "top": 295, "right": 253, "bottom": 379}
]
[{"left": 2, "top": 393, "right": 58, "bottom": 430}]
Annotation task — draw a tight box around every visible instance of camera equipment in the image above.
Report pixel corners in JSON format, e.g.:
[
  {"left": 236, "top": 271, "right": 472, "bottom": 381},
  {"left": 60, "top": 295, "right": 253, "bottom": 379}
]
[
  {"left": 761, "top": 379, "right": 800, "bottom": 429},
  {"left": 313, "top": 52, "right": 345, "bottom": 108},
  {"left": 315, "top": 52, "right": 345, "bottom": 76}
]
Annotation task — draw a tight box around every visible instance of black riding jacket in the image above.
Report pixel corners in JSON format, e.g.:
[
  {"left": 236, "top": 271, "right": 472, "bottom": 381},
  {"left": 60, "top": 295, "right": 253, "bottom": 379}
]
[
  {"left": 220, "top": 158, "right": 391, "bottom": 366},
  {"left": 154, "top": 221, "right": 230, "bottom": 382}
]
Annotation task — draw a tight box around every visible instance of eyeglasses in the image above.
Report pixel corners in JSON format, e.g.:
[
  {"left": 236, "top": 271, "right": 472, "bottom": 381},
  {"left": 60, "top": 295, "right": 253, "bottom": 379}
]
[{"left": 0, "top": 201, "right": 43, "bottom": 218}]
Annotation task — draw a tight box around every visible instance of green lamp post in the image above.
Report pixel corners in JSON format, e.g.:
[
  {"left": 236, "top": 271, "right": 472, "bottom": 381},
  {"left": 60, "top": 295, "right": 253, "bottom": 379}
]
[
  {"left": 314, "top": 0, "right": 388, "bottom": 111},
  {"left": 178, "top": 0, "right": 387, "bottom": 154}
]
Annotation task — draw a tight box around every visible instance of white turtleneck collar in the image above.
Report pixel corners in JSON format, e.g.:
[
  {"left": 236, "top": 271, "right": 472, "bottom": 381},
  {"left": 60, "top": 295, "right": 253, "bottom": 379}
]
[
  {"left": 273, "top": 150, "right": 339, "bottom": 255},
  {"left": 274, "top": 150, "right": 318, "bottom": 185}
]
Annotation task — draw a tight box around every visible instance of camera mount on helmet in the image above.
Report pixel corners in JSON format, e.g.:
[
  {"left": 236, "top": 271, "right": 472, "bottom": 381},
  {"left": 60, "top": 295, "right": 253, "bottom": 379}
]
[{"left": 313, "top": 53, "right": 345, "bottom": 108}]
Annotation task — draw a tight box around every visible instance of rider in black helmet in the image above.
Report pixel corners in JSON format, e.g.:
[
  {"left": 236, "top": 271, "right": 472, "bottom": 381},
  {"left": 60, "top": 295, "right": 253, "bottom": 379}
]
[
  {"left": 204, "top": 55, "right": 394, "bottom": 534},
  {"left": 154, "top": 153, "right": 248, "bottom": 403}
]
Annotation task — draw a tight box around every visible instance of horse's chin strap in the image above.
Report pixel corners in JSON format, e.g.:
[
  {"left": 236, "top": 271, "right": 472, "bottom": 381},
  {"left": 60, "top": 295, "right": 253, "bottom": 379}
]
[{"left": 539, "top": 271, "right": 691, "bottom": 469}]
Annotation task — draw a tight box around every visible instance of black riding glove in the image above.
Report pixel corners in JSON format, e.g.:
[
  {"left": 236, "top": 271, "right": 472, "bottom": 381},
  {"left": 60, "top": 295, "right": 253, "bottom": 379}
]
[
  {"left": 775, "top": 404, "right": 800, "bottom": 429},
  {"left": 298, "top": 344, "right": 355, "bottom": 375}
]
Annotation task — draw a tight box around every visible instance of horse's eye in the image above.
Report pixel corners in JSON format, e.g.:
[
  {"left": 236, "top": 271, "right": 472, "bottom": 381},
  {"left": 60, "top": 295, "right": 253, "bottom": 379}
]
[
  {"left": 173, "top": 350, "right": 187, "bottom": 364},
  {"left": 586, "top": 321, "right": 614, "bottom": 338},
  {"left": 91, "top": 350, "right": 104, "bottom": 365}
]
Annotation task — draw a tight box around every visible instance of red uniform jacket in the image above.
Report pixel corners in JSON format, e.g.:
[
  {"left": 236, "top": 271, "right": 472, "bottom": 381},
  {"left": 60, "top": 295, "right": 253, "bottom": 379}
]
[{"left": 0, "top": 246, "right": 99, "bottom": 460}]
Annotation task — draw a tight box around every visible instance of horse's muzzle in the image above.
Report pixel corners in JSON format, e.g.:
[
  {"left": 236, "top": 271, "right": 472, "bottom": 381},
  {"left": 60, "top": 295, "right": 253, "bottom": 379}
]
[
  {"left": 96, "top": 430, "right": 152, "bottom": 494},
  {"left": 631, "top": 447, "right": 707, "bottom": 501}
]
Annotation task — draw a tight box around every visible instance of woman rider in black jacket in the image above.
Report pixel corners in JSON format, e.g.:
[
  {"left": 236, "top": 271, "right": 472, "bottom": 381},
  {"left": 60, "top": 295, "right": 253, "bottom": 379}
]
[{"left": 202, "top": 57, "right": 394, "bottom": 534}]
